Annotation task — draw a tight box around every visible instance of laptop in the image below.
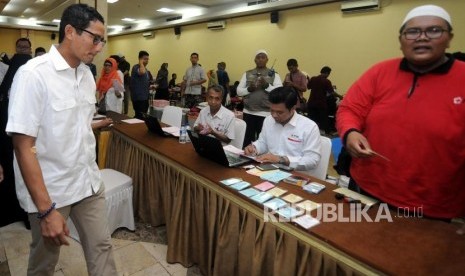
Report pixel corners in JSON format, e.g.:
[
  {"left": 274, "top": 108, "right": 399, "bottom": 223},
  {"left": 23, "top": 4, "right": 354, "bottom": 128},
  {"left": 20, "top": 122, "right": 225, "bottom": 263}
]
[
  {"left": 187, "top": 130, "right": 251, "bottom": 167},
  {"left": 142, "top": 113, "right": 170, "bottom": 137}
]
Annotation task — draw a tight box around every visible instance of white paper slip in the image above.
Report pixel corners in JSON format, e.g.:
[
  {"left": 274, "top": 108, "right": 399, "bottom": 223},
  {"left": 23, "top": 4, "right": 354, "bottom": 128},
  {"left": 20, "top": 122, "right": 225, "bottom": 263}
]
[
  {"left": 293, "top": 215, "right": 321, "bottom": 229},
  {"left": 239, "top": 188, "right": 261, "bottom": 198},
  {"left": 333, "top": 187, "right": 379, "bottom": 207},
  {"left": 223, "top": 145, "right": 244, "bottom": 155},
  {"left": 219, "top": 178, "right": 242, "bottom": 186},
  {"left": 93, "top": 114, "right": 106, "bottom": 119},
  {"left": 296, "top": 200, "right": 321, "bottom": 212},
  {"left": 162, "top": 126, "right": 180, "bottom": 137},
  {"left": 121, "top": 118, "right": 145, "bottom": 124},
  {"left": 263, "top": 198, "right": 288, "bottom": 211}
]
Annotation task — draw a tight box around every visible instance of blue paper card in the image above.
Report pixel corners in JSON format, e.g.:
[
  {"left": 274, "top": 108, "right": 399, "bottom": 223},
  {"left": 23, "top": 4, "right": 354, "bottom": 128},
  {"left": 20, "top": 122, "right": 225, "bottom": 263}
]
[
  {"left": 250, "top": 192, "right": 273, "bottom": 203},
  {"left": 277, "top": 206, "right": 304, "bottom": 219},
  {"left": 239, "top": 188, "right": 261, "bottom": 198},
  {"left": 260, "top": 170, "right": 292, "bottom": 183},
  {"left": 263, "top": 198, "right": 288, "bottom": 211},
  {"left": 230, "top": 181, "right": 251, "bottom": 191}
]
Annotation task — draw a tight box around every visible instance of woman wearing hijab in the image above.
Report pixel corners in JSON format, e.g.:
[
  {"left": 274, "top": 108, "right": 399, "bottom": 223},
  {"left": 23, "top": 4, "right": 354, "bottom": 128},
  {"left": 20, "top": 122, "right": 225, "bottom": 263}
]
[
  {"left": 96, "top": 57, "right": 124, "bottom": 113},
  {"left": 155, "top": 62, "right": 169, "bottom": 100}
]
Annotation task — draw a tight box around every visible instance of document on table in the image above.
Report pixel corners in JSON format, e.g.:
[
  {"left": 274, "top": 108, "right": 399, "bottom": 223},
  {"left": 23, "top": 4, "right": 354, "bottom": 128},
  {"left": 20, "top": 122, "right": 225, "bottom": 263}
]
[
  {"left": 162, "top": 126, "right": 180, "bottom": 137},
  {"left": 260, "top": 170, "right": 292, "bottom": 183},
  {"left": 293, "top": 215, "right": 320, "bottom": 229},
  {"left": 121, "top": 118, "right": 145, "bottom": 124},
  {"left": 333, "top": 187, "right": 379, "bottom": 207}
]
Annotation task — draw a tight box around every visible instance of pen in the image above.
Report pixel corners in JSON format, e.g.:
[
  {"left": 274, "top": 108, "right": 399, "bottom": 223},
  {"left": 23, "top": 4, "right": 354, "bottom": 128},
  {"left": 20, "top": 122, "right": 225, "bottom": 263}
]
[{"left": 247, "top": 142, "right": 258, "bottom": 156}]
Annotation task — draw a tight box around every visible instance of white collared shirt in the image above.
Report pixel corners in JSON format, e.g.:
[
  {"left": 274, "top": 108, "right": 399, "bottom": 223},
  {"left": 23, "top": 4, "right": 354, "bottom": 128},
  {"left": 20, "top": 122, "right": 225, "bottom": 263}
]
[
  {"left": 183, "top": 64, "right": 206, "bottom": 95},
  {"left": 6, "top": 45, "right": 101, "bottom": 212},
  {"left": 194, "top": 105, "right": 235, "bottom": 140},
  {"left": 253, "top": 112, "right": 321, "bottom": 171}
]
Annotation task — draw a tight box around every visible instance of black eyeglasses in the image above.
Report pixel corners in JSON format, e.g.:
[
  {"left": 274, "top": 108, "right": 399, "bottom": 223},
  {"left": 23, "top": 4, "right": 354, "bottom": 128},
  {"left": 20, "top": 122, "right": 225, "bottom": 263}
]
[
  {"left": 402, "top": 26, "right": 449, "bottom": 40},
  {"left": 74, "top": 26, "right": 106, "bottom": 45}
]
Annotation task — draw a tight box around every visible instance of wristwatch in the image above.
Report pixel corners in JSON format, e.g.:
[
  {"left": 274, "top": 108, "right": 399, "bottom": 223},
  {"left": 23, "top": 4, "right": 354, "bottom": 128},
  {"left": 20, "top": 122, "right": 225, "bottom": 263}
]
[{"left": 279, "top": 155, "right": 287, "bottom": 165}]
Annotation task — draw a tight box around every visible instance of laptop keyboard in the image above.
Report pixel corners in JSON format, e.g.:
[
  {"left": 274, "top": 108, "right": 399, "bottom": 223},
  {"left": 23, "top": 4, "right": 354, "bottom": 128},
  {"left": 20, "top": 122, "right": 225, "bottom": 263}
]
[{"left": 225, "top": 152, "right": 244, "bottom": 164}]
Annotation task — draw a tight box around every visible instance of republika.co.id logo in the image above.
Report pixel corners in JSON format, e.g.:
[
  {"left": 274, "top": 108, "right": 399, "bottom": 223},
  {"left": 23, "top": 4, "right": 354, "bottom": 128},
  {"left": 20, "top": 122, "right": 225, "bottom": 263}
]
[{"left": 263, "top": 203, "right": 423, "bottom": 223}]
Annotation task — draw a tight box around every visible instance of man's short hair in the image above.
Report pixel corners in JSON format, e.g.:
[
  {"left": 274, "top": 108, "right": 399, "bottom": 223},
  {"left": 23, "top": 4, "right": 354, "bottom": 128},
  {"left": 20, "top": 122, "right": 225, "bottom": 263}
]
[
  {"left": 287, "top": 58, "right": 298, "bottom": 67},
  {"left": 320, "top": 66, "right": 332, "bottom": 74},
  {"left": 191, "top": 52, "right": 199, "bottom": 58},
  {"left": 59, "top": 4, "right": 104, "bottom": 43},
  {"left": 208, "top": 84, "right": 224, "bottom": 98},
  {"left": 139, "top": 50, "right": 149, "bottom": 59},
  {"left": 16, "top": 38, "right": 31, "bottom": 47},
  {"left": 34, "top": 47, "right": 46, "bottom": 55},
  {"left": 269, "top": 86, "right": 298, "bottom": 110}
]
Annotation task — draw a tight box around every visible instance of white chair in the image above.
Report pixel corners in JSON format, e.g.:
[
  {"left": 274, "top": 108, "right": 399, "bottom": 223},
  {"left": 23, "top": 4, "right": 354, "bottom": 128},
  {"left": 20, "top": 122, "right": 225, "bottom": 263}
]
[
  {"left": 229, "top": 118, "right": 247, "bottom": 149},
  {"left": 306, "top": 136, "right": 332, "bottom": 181},
  {"left": 161, "top": 106, "right": 183, "bottom": 128},
  {"left": 67, "top": 169, "right": 135, "bottom": 242}
]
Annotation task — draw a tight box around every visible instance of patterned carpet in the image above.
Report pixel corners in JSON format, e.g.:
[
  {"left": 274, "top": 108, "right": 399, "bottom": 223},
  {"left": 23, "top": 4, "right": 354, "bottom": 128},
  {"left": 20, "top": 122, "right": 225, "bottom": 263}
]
[
  {"left": 112, "top": 220, "right": 203, "bottom": 276},
  {"left": 112, "top": 221, "right": 168, "bottom": 245}
]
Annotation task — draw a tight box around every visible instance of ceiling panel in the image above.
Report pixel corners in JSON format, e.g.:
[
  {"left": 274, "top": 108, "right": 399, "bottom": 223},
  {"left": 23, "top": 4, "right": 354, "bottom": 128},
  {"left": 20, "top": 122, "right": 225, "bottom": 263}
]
[{"left": 0, "top": 0, "right": 335, "bottom": 35}]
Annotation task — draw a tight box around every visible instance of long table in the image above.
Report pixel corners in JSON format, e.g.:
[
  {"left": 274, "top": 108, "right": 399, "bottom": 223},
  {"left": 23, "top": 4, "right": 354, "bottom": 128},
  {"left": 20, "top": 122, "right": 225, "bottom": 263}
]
[{"left": 105, "top": 122, "right": 465, "bottom": 276}]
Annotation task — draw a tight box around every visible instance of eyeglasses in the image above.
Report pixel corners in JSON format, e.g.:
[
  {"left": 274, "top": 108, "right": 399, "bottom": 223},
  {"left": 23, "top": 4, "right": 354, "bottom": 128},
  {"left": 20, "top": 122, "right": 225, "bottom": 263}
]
[
  {"left": 402, "top": 27, "right": 449, "bottom": 40},
  {"left": 73, "top": 26, "right": 106, "bottom": 45},
  {"left": 104, "top": 63, "right": 112, "bottom": 67}
]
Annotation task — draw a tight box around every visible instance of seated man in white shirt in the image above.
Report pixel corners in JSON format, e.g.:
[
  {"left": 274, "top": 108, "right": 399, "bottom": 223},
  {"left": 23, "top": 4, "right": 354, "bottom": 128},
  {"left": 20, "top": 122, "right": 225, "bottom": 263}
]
[
  {"left": 244, "top": 86, "right": 321, "bottom": 171},
  {"left": 193, "top": 85, "right": 235, "bottom": 144}
]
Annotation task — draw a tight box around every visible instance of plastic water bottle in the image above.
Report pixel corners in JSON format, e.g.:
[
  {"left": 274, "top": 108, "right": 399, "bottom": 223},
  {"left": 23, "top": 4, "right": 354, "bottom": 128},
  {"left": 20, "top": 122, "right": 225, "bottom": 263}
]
[
  {"left": 185, "top": 125, "right": 191, "bottom": 143},
  {"left": 179, "top": 125, "right": 187, "bottom": 144}
]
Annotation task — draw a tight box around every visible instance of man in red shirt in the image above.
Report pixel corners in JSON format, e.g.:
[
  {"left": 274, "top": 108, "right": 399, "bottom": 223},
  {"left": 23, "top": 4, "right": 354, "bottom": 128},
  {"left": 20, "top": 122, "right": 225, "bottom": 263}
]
[{"left": 337, "top": 5, "right": 465, "bottom": 219}]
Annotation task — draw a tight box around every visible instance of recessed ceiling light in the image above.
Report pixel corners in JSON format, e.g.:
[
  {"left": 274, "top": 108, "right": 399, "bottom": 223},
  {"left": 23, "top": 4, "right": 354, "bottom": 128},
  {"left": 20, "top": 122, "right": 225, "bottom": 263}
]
[
  {"left": 122, "top": 18, "right": 136, "bottom": 22},
  {"left": 157, "top": 8, "right": 174, "bottom": 13},
  {"left": 107, "top": 0, "right": 119, "bottom": 3},
  {"left": 53, "top": 19, "right": 61, "bottom": 23}
]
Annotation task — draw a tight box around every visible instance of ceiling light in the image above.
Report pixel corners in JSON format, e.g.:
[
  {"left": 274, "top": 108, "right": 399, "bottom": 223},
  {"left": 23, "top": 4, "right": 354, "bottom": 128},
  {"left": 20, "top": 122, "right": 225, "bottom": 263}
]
[
  {"left": 157, "top": 8, "right": 174, "bottom": 13},
  {"left": 53, "top": 19, "right": 61, "bottom": 23},
  {"left": 122, "top": 18, "right": 136, "bottom": 22},
  {"left": 109, "top": 25, "right": 124, "bottom": 30},
  {"left": 107, "top": 0, "right": 119, "bottom": 3}
]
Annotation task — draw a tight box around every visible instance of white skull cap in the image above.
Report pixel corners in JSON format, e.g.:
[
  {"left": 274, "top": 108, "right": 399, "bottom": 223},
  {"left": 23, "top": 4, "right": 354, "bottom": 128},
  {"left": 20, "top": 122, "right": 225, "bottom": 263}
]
[
  {"left": 401, "top": 5, "right": 451, "bottom": 27},
  {"left": 255, "top": 49, "right": 268, "bottom": 57}
]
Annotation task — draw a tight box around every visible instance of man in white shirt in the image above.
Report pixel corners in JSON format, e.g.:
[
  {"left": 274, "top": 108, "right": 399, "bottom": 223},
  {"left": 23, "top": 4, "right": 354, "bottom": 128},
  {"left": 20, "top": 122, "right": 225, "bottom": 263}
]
[
  {"left": 194, "top": 85, "right": 235, "bottom": 144},
  {"left": 244, "top": 86, "right": 321, "bottom": 172},
  {"left": 181, "top": 52, "right": 207, "bottom": 108},
  {"left": 6, "top": 4, "right": 116, "bottom": 275},
  {"left": 237, "top": 49, "right": 282, "bottom": 148}
]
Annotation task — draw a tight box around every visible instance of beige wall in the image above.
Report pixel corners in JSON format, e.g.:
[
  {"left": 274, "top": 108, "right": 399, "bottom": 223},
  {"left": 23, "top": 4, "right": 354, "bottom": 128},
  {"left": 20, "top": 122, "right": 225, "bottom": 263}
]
[
  {"left": 0, "top": 28, "right": 57, "bottom": 56},
  {"left": 108, "top": 0, "right": 465, "bottom": 94},
  {"left": 1, "top": 0, "right": 463, "bottom": 93}
]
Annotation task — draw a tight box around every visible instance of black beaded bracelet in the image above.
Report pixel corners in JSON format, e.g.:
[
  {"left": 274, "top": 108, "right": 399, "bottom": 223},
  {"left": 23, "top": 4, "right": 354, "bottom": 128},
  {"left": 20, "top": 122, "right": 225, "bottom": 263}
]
[{"left": 37, "top": 202, "right": 56, "bottom": 219}]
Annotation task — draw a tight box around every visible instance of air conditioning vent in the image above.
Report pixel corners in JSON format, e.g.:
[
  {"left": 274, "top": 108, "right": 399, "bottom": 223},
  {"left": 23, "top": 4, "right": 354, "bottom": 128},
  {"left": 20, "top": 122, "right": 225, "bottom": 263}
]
[
  {"left": 166, "top": 16, "right": 182, "bottom": 22},
  {"left": 207, "top": 21, "right": 226, "bottom": 30},
  {"left": 341, "top": 0, "right": 380, "bottom": 13},
  {"left": 142, "top": 31, "right": 154, "bottom": 38}
]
